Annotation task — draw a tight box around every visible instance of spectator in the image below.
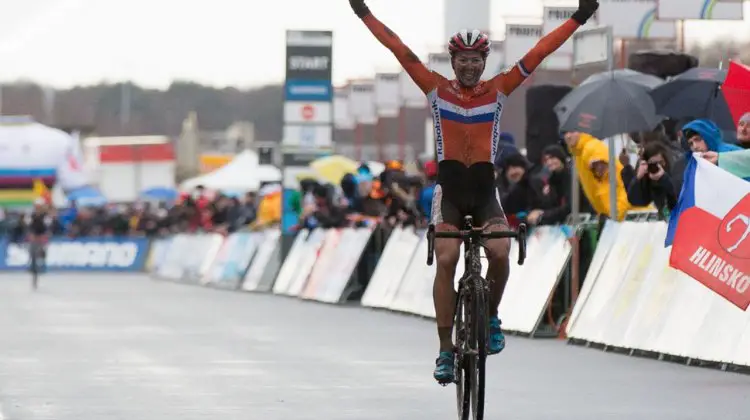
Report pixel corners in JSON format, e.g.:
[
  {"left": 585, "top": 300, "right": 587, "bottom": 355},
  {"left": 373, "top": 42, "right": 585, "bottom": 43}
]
[
  {"left": 255, "top": 185, "right": 282, "bottom": 228},
  {"left": 300, "top": 184, "right": 346, "bottom": 230},
  {"left": 497, "top": 153, "right": 546, "bottom": 221},
  {"left": 339, "top": 173, "right": 363, "bottom": 213},
  {"left": 419, "top": 160, "right": 438, "bottom": 221},
  {"left": 527, "top": 145, "right": 578, "bottom": 226},
  {"left": 230, "top": 192, "right": 257, "bottom": 231},
  {"left": 361, "top": 179, "right": 388, "bottom": 217},
  {"left": 627, "top": 142, "right": 678, "bottom": 220},
  {"left": 564, "top": 131, "right": 639, "bottom": 221},
  {"left": 493, "top": 132, "right": 520, "bottom": 170},
  {"left": 682, "top": 118, "right": 742, "bottom": 165},
  {"left": 737, "top": 112, "right": 750, "bottom": 149}
]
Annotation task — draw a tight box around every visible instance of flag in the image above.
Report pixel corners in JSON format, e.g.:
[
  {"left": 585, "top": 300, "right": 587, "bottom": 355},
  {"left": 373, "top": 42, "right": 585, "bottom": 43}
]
[
  {"left": 32, "top": 178, "right": 51, "bottom": 204},
  {"left": 666, "top": 154, "right": 750, "bottom": 310},
  {"left": 719, "top": 149, "right": 750, "bottom": 181}
]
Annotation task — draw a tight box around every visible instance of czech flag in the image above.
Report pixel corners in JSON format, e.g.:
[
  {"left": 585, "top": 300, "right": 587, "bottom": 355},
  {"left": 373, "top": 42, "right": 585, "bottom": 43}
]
[{"left": 666, "top": 154, "right": 750, "bottom": 309}]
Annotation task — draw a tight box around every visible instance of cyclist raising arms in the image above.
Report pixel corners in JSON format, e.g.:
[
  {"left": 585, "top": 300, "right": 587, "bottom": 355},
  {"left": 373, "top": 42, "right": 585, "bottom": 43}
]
[{"left": 348, "top": 0, "right": 599, "bottom": 384}]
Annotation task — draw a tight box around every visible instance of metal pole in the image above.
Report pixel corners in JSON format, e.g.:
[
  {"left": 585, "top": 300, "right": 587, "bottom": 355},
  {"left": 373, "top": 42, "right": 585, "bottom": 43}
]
[
  {"left": 605, "top": 26, "right": 618, "bottom": 221},
  {"left": 120, "top": 83, "right": 131, "bottom": 133}
]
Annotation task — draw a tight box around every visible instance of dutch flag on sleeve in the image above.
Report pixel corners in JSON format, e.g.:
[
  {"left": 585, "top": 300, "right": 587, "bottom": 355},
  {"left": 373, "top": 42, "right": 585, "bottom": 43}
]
[{"left": 666, "top": 154, "right": 750, "bottom": 309}]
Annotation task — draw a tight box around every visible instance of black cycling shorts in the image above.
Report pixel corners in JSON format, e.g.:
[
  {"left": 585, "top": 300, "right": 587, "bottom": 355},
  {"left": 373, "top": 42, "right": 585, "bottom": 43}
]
[
  {"left": 430, "top": 184, "right": 507, "bottom": 229},
  {"left": 431, "top": 161, "right": 507, "bottom": 229}
]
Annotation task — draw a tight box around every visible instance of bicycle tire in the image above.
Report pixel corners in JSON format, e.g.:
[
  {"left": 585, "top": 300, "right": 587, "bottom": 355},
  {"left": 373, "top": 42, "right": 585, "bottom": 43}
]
[
  {"left": 469, "top": 275, "right": 488, "bottom": 420},
  {"left": 454, "top": 285, "right": 470, "bottom": 420}
]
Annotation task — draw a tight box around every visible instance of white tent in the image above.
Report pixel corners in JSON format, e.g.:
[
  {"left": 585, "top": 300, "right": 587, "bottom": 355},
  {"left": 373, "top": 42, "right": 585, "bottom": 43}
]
[
  {"left": 0, "top": 117, "right": 89, "bottom": 190},
  {"left": 180, "top": 150, "right": 281, "bottom": 192}
]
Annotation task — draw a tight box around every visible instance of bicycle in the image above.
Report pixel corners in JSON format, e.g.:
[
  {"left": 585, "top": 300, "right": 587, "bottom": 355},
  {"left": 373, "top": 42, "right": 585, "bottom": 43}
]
[{"left": 426, "top": 215, "right": 527, "bottom": 420}]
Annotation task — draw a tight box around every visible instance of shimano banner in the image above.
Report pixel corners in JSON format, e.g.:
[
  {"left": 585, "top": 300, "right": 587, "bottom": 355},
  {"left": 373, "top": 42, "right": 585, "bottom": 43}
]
[{"left": 0, "top": 237, "right": 150, "bottom": 272}]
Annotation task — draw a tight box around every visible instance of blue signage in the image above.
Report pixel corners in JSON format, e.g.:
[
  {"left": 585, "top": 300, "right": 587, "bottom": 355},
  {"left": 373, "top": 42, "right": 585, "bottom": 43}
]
[
  {"left": 0, "top": 237, "right": 151, "bottom": 272},
  {"left": 285, "top": 79, "right": 333, "bottom": 102}
]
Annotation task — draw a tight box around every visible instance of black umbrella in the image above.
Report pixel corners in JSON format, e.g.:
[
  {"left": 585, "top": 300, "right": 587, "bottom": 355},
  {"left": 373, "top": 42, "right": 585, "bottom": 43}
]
[
  {"left": 581, "top": 68, "right": 664, "bottom": 89},
  {"left": 555, "top": 77, "right": 662, "bottom": 139},
  {"left": 649, "top": 67, "right": 735, "bottom": 130}
]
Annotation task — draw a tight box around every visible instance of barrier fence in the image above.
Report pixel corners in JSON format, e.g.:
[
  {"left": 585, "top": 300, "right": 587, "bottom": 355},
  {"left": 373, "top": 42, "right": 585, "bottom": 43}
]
[{"left": 1, "top": 221, "right": 748, "bottom": 370}]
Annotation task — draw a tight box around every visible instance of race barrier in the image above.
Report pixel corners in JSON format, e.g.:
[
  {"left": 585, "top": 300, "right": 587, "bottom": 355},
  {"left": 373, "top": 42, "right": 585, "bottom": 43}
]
[
  {"left": 150, "top": 230, "right": 283, "bottom": 290},
  {"left": 145, "top": 223, "right": 573, "bottom": 337},
  {"left": 566, "top": 221, "right": 750, "bottom": 369},
  {"left": 0, "top": 237, "right": 150, "bottom": 272},
  {"left": 360, "top": 225, "right": 573, "bottom": 336}
]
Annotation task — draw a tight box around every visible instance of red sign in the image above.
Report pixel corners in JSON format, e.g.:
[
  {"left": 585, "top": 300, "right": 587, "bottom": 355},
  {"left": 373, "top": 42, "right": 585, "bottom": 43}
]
[
  {"left": 99, "top": 143, "right": 175, "bottom": 163},
  {"left": 301, "top": 104, "right": 315, "bottom": 121},
  {"left": 670, "top": 194, "right": 750, "bottom": 310}
]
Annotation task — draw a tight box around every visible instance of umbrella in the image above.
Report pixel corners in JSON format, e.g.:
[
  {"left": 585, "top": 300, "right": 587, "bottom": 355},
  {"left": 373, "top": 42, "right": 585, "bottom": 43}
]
[
  {"left": 581, "top": 69, "right": 664, "bottom": 89},
  {"left": 722, "top": 61, "right": 750, "bottom": 124},
  {"left": 555, "top": 77, "right": 663, "bottom": 140},
  {"left": 66, "top": 186, "right": 107, "bottom": 207},
  {"left": 140, "top": 187, "right": 178, "bottom": 202},
  {"left": 309, "top": 155, "right": 359, "bottom": 184},
  {"left": 649, "top": 67, "right": 735, "bottom": 130}
]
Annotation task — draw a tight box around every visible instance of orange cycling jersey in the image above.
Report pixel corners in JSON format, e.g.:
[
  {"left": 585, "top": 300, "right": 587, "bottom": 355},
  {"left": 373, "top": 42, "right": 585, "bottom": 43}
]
[{"left": 361, "top": 13, "right": 579, "bottom": 168}]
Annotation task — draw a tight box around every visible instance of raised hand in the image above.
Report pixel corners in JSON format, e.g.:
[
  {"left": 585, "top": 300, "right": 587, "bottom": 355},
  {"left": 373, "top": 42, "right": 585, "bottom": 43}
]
[
  {"left": 349, "top": 0, "right": 370, "bottom": 17},
  {"left": 572, "top": 0, "right": 598, "bottom": 24}
]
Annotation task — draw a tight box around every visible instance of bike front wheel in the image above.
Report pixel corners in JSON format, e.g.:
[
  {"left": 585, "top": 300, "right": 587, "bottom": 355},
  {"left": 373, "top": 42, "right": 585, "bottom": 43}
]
[{"left": 464, "top": 276, "right": 488, "bottom": 420}]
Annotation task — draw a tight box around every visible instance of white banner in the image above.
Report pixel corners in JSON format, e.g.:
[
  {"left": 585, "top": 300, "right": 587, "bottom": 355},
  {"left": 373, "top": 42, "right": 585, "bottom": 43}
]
[
  {"left": 374, "top": 73, "right": 401, "bottom": 118},
  {"left": 428, "top": 53, "right": 453, "bottom": 80},
  {"left": 541, "top": 7, "right": 599, "bottom": 70},
  {"left": 399, "top": 70, "right": 427, "bottom": 108},
  {"left": 282, "top": 125, "right": 333, "bottom": 148},
  {"left": 484, "top": 41, "right": 505, "bottom": 79},
  {"left": 283, "top": 102, "right": 332, "bottom": 124},
  {"left": 656, "top": 0, "right": 744, "bottom": 20},
  {"left": 444, "top": 0, "right": 491, "bottom": 41},
  {"left": 598, "top": 0, "right": 677, "bottom": 39},
  {"left": 349, "top": 81, "right": 378, "bottom": 125},
  {"left": 56, "top": 130, "right": 89, "bottom": 190},
  {"left": 333, "top": 88, "right": 356, "bottom": 130},
  {"left": 504, "top": 24, "right": 543, "bottom": 67}
]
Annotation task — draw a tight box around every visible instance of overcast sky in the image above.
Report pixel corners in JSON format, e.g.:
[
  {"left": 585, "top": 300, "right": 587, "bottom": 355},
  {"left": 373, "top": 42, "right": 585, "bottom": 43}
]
[{"left": 1, "top": 0, "right": 748, "bottom": 89}]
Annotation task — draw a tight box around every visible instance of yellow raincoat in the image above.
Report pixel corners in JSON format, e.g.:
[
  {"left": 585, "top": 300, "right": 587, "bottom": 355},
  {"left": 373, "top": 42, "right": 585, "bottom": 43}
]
[{"left": 568, "top": 133, "right": 634, "bottom": 221}]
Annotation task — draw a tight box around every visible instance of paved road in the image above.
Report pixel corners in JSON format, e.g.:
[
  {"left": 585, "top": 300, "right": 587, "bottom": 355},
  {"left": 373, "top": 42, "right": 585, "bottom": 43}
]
[{"left": 0, "top": 274, "right": 748, "bottom": 420}]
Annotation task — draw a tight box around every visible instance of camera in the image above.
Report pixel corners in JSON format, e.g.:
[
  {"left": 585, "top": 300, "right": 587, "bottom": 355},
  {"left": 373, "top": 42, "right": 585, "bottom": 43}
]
[{"left": 647, "top": 162, "right": 661, "bottom": 174}]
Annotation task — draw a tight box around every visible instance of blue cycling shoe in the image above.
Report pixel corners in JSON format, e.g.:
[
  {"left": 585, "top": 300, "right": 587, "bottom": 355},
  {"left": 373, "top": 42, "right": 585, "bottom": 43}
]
[
  {"left": 488, "top": 317, "right": 506, "bottom": 355},
  {"left": 433, "top": 351, "right": 455, "bottom": 384}
]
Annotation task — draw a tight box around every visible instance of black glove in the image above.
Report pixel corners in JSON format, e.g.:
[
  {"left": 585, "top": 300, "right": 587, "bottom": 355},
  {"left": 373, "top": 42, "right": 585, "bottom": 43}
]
[
  {"left": 571, "top": 0, "right": 598, "bottom": 24},
  {"left": 349, "top": 0, "right": 370, "bottom": 18}
]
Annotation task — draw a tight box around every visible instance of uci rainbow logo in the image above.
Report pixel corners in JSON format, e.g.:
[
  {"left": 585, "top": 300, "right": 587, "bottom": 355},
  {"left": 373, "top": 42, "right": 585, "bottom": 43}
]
[
  {"left": 700, "top": 0, "right": 720, "bottom": 18},
  {"left": 637, "top": 0, "right": 720, "bottom": 37},
  {"left": 636, "top": 7, "right": 657, "bottom": 38}
]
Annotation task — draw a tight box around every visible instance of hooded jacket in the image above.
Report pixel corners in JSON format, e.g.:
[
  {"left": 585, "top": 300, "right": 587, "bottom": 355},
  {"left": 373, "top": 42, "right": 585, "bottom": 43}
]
[
  {"left": 568, "top": 133, "right": 642, "bottom": 220},
  {"left": 682, "top": 119, "right": 742, "bottom": 153}
]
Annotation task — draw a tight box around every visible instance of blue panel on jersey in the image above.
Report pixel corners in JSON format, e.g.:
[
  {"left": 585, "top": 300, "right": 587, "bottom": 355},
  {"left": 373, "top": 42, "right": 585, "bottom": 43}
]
[{"left": 439, "top": 109, "right": 494, "bottom": 124}]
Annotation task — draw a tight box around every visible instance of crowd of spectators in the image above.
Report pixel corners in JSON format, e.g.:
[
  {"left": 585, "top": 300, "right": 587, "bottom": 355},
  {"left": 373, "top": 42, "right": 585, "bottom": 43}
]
[
  {"left": 1, "top": 115, "right": 748, "bottom": 240},
  {"left": 0, "top": 187, "right": 259, "bottom": 240}
]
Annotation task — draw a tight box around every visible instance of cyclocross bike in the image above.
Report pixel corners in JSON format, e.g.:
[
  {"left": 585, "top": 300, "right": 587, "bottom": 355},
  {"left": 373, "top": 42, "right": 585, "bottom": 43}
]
[{"left": 427, "top": 215, "right": 527, "bottom": 420}]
